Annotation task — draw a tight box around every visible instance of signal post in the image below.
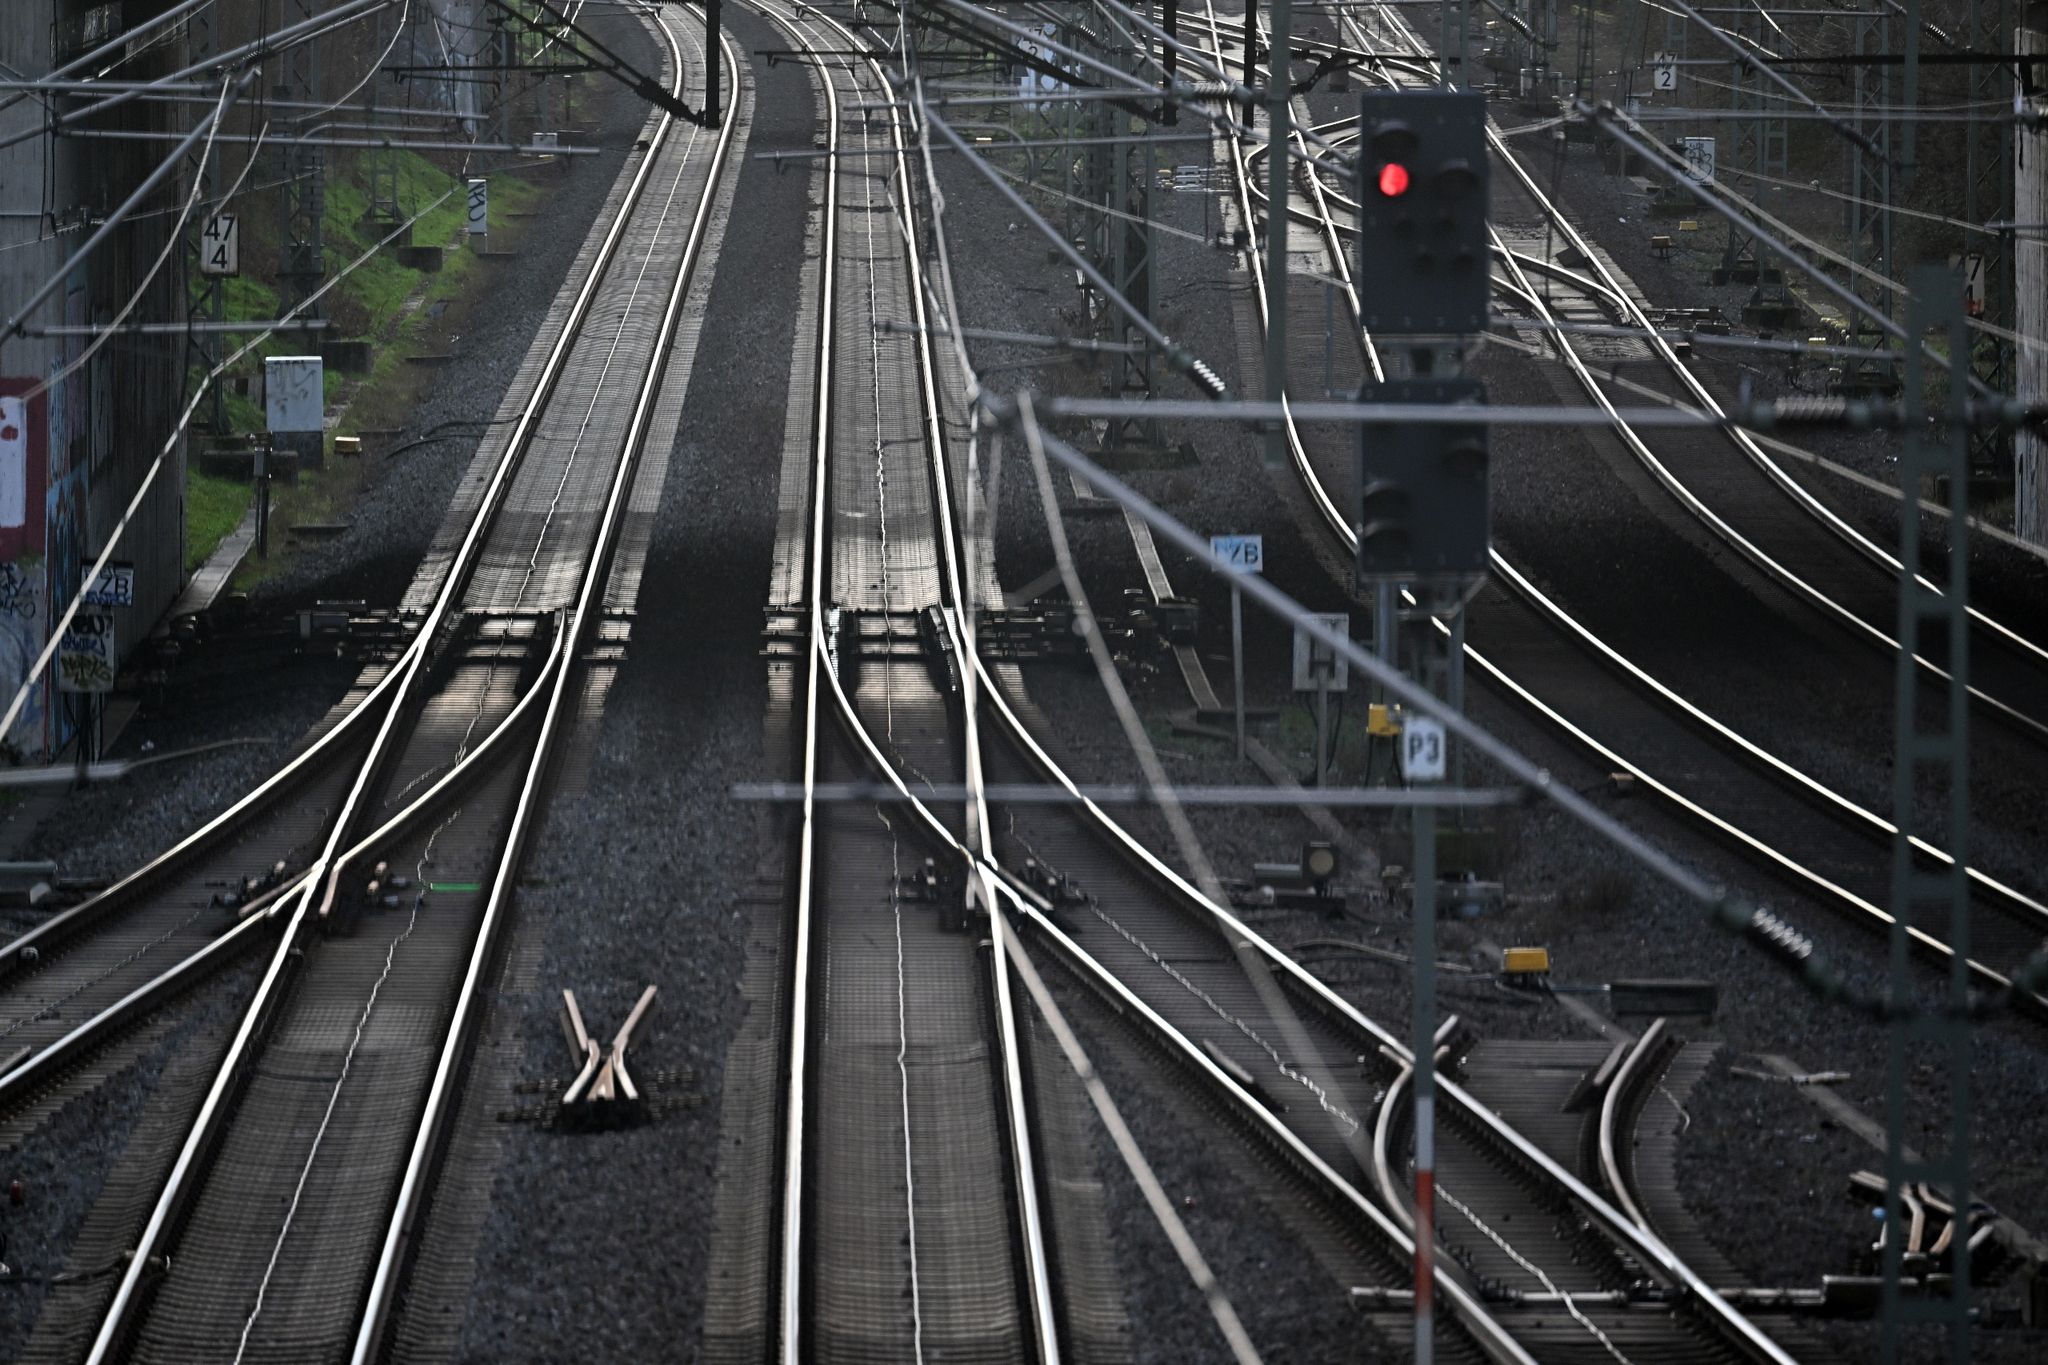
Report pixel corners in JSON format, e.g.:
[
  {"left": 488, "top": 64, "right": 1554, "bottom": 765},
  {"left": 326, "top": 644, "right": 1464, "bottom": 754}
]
[{"left": 1350, "top": 89, "right": 1492, "bottom": 1365}]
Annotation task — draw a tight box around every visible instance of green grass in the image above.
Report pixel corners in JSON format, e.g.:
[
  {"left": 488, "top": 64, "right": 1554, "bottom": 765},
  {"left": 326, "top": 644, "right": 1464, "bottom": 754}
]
[
  {"left": 186, "top": 470, "right": 255, "bottom": 574},
  {"left": 223, "top": 274, "right": 279, "bottom": 319}
]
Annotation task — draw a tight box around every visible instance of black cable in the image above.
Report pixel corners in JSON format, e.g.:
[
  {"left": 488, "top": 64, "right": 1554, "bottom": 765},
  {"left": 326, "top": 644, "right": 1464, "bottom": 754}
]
[{"left": 380, "top": 417, "right": 516, "bottom": 460}]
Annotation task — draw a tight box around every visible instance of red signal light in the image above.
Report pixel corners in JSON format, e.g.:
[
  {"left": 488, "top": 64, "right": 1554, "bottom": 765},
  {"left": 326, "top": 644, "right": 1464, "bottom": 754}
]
[{"left": 1377, "top": 162, "right": 1411, "bottom": 197}]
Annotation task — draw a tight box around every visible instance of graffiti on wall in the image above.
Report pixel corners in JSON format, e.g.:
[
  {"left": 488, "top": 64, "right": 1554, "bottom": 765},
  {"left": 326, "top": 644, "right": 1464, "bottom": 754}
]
[
  {"left": 0, "top": 558, "right": 44, "bottom": 760},
  {"left": 34, "top": 268, "right": 92, "bottom": 758},
  {"left": 0, "top": 375, "right": 47, "bottom": 760}
]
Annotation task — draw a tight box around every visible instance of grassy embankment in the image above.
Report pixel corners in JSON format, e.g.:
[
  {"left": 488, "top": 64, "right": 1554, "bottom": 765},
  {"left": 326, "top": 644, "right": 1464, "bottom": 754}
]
[{"left": 188, "top": 151, "right": 543, "bottom": 578}]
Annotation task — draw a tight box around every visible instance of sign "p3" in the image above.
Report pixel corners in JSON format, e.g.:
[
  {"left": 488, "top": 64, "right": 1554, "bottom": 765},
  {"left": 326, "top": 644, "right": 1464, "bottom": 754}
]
[{"left": 1400, "top": 714, "right": 1447, "bottom": 783}]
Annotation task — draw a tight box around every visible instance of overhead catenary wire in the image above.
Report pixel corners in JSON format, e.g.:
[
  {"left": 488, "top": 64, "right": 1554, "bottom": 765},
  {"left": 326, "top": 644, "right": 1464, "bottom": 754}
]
[
  {"left": 0, "top": 67, "right": 258, "bottom": 348},
  {"left": 22, "top": 82, "right": 268, "bottom": 405},
  {"left": 0, "top": 0, "right": 405, "bottom": 154}
]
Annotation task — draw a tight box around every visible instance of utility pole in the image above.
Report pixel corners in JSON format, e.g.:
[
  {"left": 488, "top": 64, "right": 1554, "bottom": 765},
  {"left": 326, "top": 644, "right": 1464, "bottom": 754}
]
[
  {"left": 185, "top": 3, "right": 227, "bottom": 433},
  {"left": 1262, "top": 0, "right": 1290, "bottom": 467},
  {"left": 1966, "top": 0, "right": 2013, "bottom": 477},
  {"left": 1105, "top": 11, "right": 1160, "bottom": 454},
  {"left": 2018, "top": 0, "right": 2048, "bottom": 543},
  {"left": 279, "top": 0, "right": 327, "bottom": 318},
  {"left": 1881, "top": 262, "right": 1973, "bottom": 1365},
  {"left": 367, "top": 5, "right": 404, "bottom": 225},
  {"left": 1844, "top": 8, "right": 1893, "bottom": 393}
]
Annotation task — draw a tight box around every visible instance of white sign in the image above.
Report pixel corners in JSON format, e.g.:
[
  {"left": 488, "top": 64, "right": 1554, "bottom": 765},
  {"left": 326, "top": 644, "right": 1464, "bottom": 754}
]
[
  {"left": 58, "top": 612, "right": 115, "bottom": 694},
  {"left": 199, "top": 213, "right": 239, "bottom": 276},
  {"left": 81, "top": 562, "right": 134, "bottom": 608},
  {"left": 264, "top": 356, "right": 324, "bottom": 433},
  {"left": 1681, "top": 136, "right": 1716, "bottom": 184},
  {"left": 1652, "top": 55, "right": 1677, "bottom": 91},
  {"left": 1400, "top": 714, "right": 1447, "bottom": 783},
  {"left": 1291, "top": 612, "right": 1350, "bottom": 693},
  {"left": 466, "top": 177, "right": 489, "bottom": 235},
  {"left": 1210, "top": 534, "right": 1263, "bottom": 574},
  {"left": 0, "top": 395, "right": 25, "bottom": 529}
]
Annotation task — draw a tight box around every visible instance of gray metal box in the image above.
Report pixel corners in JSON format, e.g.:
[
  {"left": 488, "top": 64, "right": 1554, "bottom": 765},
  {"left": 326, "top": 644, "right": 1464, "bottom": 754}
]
[{"left": 264, "top": 355, "right": 324, "bottom": 434}]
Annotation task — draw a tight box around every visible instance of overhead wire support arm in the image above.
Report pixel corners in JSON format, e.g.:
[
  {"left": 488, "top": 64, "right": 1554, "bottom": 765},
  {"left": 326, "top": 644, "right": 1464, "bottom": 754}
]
[
  {"left": 1, "top": 67, "right": 260, "bottom": 347},
  {"left": 0, "top": 0, "right": 400, "bottom": 154},
  {"left": 489, "top": 0, "right": 721, "bottom": 127}
]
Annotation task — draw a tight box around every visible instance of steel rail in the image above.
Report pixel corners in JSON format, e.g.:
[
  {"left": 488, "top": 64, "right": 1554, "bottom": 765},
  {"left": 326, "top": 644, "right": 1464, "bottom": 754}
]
[
  {"left": 1217, "top": 0, "right": 2048, "bottom": 732},
  {"left": 1485, "top": 556, "right": 2048, "bottom": 937},
  {"left": 1189, "top": 0, "right": 2043, "bottom": 1007},
  {"left": 757, "top": 177, "right": 1530, "bottom": 1338},
  {"left": 1265, "top": 102, "right": 2048, "bottom": 745},
  {"left": 763, "top": 4, "right": 1058, "bottom": 1357},
  {"left": 80, "top": 7, "right": 705, "bottom": 1357},
  {"left": 798, "top": 619, "right": 1534, "bottom": 1361},
  {"left": 0, "top": 658, "right": 400, "bottom": 992},
  {"left": 768, "top": 0, "right": 844, "bottom": 1354},
  {"left": 351, "top": 13, "right": 745, "bottom": 1351},
  {"left": 1372, "top": 1059, "right": 1416, "bottom": 1228},
  {"left": 1368, "top": 1021, "right": 1458, "bottom": 1235},
  {"left": 971, "top": 641, "right": 1790, "bottom": 1365},
  {"left": 864, "top": 0, "right": 1061, "bottom": 1348},
  {"left": 1598, "top": 1018, "right": 1674, "bottom": 1234},
  {"left": 995, "top": 889, "right": 1541, "bottom": 1365},
  {"left": 822, "top": 11, "right": 1783, "bottom": 1362},
  {"left": 0, "top": 615, "right": 573, "bottom": 1118},
  {"left": 1263, "top": 26, "right": 2046, "bottom": 1008},
  {"left": 1258, "top": 261, "right": 2040, "bottom": 1006},
  {"left": 1480, "top": 237, "right": 2047, "bottom": 993}
]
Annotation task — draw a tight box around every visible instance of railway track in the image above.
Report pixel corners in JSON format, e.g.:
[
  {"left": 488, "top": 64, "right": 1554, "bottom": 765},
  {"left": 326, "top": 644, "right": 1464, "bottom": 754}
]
[
  {"left": 39, "top": 8, "right": 745, "bottom": 1362},
  {"left": 1193, "top": 1, "right": 2048, "bottom": 1016},
  {"left": 0, "top": 646, "right": 412, "bottom": 1139},
  {"left": 744, "top": 7, "right": 1803, "bottom": 1358},
  {"left": 763, "top": 3, "right": 1056, "bottom": 1358}
]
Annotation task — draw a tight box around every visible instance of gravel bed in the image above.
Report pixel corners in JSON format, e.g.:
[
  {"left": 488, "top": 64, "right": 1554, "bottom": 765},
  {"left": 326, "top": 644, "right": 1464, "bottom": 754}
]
[
  {"left": 1046, "top": 971, "right": 1406, "bottom": 1365},
  {"left": 0, "top": 960, "right": 261, "bottom": 1359},
  {"left": 446, "top": 8, "right": 808, "bottom": 1357}
]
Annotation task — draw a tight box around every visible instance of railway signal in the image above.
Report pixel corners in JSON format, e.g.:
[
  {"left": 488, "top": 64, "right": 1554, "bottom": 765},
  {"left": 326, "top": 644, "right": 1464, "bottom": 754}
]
[
  {"left": 1354, "top": 377, "right": 1491, "bottom": 582},
  {"left": 1354, "top": 91, "right": 1490, "bottom": 336}
]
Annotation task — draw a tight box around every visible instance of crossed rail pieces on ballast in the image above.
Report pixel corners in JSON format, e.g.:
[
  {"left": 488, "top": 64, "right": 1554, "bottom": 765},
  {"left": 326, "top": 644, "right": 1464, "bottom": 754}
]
[{"left": 559, "top": 984, "right": 658, "bottom": 1130}]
